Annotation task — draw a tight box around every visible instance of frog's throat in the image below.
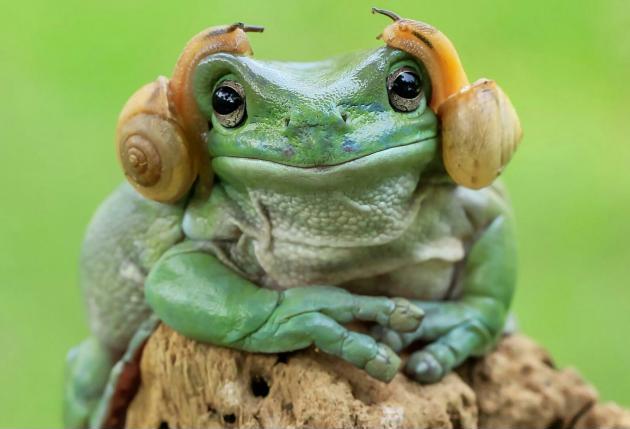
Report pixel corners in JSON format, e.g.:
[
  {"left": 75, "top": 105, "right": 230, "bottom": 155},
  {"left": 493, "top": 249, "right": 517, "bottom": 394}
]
[{"left": 211, "top": 138, "right": 438, "bottom": 191}]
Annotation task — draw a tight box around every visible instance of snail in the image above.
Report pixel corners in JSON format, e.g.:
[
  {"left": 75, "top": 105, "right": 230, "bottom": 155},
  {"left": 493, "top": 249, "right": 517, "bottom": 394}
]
[
  {"left": 115, "top": 23, "right": 263, "bottom": 203},
  {"left": 374, "top": 7, "right": 523, "bottom": 189}
]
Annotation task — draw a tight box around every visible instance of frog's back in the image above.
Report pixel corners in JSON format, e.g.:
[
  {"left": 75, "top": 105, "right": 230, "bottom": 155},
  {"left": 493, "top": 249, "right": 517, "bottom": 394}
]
[{"left": 80, "top": 184, "right": 184, "bottom": 353}]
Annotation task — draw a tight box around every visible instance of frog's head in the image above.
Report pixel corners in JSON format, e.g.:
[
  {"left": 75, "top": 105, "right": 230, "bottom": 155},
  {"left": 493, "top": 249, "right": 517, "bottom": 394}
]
[
  {"left": 116, "top": 11, "right": 522, "bottom": 204},
  {"left": 193, "top": 46, "right": 442, "bottom": 197},
  {"left": 196, "top": 47, "right": 437, "bottom": 168}
]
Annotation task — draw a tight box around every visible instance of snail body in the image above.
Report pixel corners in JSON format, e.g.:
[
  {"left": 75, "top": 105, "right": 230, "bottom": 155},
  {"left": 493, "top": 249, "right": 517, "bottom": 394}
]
[{"left": 374, "top": 8, "right": 522, "bottom": 189}]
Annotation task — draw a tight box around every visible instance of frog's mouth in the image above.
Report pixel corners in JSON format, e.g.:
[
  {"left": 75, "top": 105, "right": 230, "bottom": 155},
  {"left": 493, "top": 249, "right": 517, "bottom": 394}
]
[
  {"left": 212, "top": 138, "right": 438, "bottom": 191},
  {"left": 212, "top": 139, "right": 438, "bottom": 248}
]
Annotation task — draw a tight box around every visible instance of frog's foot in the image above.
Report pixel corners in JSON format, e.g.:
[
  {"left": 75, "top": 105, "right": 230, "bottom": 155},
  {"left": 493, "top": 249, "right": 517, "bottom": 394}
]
[
  {"left": 235, "top": 288, "right": 420, "bottom": 381},
  {"left": 63, "top": 338, "right": 115, "bottom": 429},
  {"left": 364, "top": 343, "right": 401, "bottom": 382},
  {"left": 238, "top": 308, "right": 402, "bottom": 382},
  {"left": 388, "top": 297, "right": 425, "bottom": 332},
  {"left": 405, "top": 320, "right": 491, "bottom": 383},
  {"left": 88, "top": 316, "right": 159, "bottom": 429},
  {"left": 370, "top": 301, "right": 501, "bottom": 383},
  {"left": 370, "top": 324, "right": 416, "bottom": 353},
  {"left": 373, "top": 321, "right": 491, "bottom": 383},
  {"left": 369, "top": 299, "right": 466, "bottom": 353},
  {"left": 64, "top": 317, "right": 159, "bottom": 429},
  {"left": 351, "top": 295, "right": 424, "bottom": 332}
]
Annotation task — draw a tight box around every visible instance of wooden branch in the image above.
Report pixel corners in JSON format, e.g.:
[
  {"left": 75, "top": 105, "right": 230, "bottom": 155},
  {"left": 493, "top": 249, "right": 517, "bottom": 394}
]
[{"left": 110, "top": 324, "right": 630, "bottom": 429}]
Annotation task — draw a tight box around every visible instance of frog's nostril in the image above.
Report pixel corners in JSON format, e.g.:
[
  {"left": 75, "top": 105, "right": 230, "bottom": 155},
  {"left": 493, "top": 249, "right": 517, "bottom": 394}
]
[
  {"left": 283, "top": 117, "right": 291, "bottom": 128},
  {"left": 341, "top": 112, "right": 349, "bottom": 123}
]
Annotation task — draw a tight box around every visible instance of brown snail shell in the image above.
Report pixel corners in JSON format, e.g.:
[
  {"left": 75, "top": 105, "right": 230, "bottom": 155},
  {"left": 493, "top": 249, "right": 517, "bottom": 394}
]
[
  {"left": 439, "top": 79, "right": 522, "bottom": 189},
  {"left": 116, "top": 76, "right": 196, "bottom": 203}
]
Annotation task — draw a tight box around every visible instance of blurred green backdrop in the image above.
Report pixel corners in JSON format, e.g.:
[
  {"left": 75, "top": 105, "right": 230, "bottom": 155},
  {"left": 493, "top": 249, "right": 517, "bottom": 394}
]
[{"left": 1, "top": 0, "right": 629, "bottom": 427}]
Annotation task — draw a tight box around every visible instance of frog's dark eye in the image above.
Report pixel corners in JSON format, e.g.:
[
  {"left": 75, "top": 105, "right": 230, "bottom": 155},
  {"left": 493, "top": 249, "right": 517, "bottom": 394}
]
[
  {"left": 387, "top": 67, "right": 423, "bottom": 112},
  {"left": 212, "top": 80, "right": 246, "bottom": 128}
]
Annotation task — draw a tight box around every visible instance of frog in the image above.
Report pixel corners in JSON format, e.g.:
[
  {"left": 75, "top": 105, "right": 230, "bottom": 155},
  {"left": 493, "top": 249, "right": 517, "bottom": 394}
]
[{"left": 63, "top": 9, "right": 522, "bottom": 429}]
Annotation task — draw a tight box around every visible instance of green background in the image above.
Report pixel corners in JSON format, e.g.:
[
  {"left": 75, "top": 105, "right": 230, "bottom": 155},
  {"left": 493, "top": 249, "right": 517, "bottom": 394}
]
[{"left": 1, "top": 0, "right": 628, "bottom": 426}]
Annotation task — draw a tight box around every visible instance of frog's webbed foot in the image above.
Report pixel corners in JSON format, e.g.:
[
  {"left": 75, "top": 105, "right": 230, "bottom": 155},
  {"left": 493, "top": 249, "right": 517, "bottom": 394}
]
[
  {"left": 370, "top": 301, "right": 500, "bottom": 383},
  {"left": 63, "top": 338, "right": 115, "bottom": 429},
  {"left": 364, "top": 343, "right": 401, "bottom": 381},
  {"left": 349, "top": 294, "right": 424, "bottom": 332},
  {"left": 245, "top": 310, "right": 403, "bottom": 382},
  {"left": 371, "top": 215, "right": 515, "bottom": 383},
  {"left": 64, "top": 317, "right": 159, "bottom": 429},
  {"left": 404, "top": 319, "right": 493, "bottom": 383},
  {"left": 89, "top": 317, "right": 159, "bottom": 428}
]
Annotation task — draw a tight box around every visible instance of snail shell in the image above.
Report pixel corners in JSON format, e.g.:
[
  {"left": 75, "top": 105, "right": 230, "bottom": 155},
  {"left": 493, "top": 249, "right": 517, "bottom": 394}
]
[
  {"left": 116, "top": 76, "right": 196, "bottom": 203},
  {"left": 439, "top": 79, "right": 523, "bottom": 189}
]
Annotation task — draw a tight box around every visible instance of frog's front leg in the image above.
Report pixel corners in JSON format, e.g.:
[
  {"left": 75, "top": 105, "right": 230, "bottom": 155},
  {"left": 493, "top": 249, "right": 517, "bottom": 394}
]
[
  {"left": 372, "top": 214, "right": 517, "bottom": 383},
  {"left": 146, "top": 241, "right": 424, "bottom": 382}
]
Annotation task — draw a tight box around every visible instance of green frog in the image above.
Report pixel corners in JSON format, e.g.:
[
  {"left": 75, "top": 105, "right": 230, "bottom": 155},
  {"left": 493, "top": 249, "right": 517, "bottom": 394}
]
[{"left": 64, "top": 9, "right": 522, "bottom": 428}]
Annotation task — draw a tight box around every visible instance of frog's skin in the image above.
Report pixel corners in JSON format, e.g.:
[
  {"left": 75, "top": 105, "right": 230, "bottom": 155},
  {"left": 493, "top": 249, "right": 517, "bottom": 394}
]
[{"left": 64, "top": 39, "right": 517, "bottom": 428}]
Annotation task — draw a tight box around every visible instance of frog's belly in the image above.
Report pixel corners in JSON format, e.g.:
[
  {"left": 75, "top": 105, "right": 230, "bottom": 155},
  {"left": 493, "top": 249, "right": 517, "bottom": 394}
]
[
  {"left": 247, "top": 233, "right": 465, "bottom": 300},
  {"left": 341, "top": 259, "right": 461, "bottom": 301}
]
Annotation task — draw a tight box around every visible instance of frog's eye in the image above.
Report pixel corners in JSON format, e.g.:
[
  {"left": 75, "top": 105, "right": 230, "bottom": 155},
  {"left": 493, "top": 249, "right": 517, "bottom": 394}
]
[
  {"left": 212, "top": 80, "right": 246, "bottom": 128},
  {"left": 387, "top": 67, "right": 423, "bottom": 112}
]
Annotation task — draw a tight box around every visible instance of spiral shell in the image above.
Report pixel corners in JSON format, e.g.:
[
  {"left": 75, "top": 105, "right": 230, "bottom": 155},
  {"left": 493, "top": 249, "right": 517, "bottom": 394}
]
[
  {"left": 439, "top": 79, "right": 523, "bottom": 189},
  {"left": 120, "top": 134, "right": 161, "bottom": 186},
  {"left": 116, "top": 76, "right": 197, "bottom": 203}
]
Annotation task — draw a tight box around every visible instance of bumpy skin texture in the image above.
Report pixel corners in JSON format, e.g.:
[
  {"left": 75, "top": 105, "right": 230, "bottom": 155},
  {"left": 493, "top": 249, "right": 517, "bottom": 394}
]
[
  {"left": 80, "top": 187, "right": 184, "bottom": 352},
  {"left": 65, "top": 46, "right": 517, "bottom": 428}
]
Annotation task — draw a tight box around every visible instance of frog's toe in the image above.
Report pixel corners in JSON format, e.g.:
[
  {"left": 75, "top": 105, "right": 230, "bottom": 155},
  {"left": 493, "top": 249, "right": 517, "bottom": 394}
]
[
  {"left": 405, "top": 350, "right": 446, "bottom": 384},
  {"left": 388, "top": 298, "right": 424, "bottom": 332},
  {"left": 369, "top": 325, "right": 405, "bottom": 352},
  {"left": 364, "top": 343, "right": 401, "bottom": 382},
  {"left": 64, "top": 347, "right": 91, "bottom": 429}
]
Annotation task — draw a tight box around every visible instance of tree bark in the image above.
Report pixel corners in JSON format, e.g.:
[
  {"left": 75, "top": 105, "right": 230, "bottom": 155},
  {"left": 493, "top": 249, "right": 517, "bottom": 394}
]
[{"left": 112, "top": 324, "right": 630, "bottom": 429}]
